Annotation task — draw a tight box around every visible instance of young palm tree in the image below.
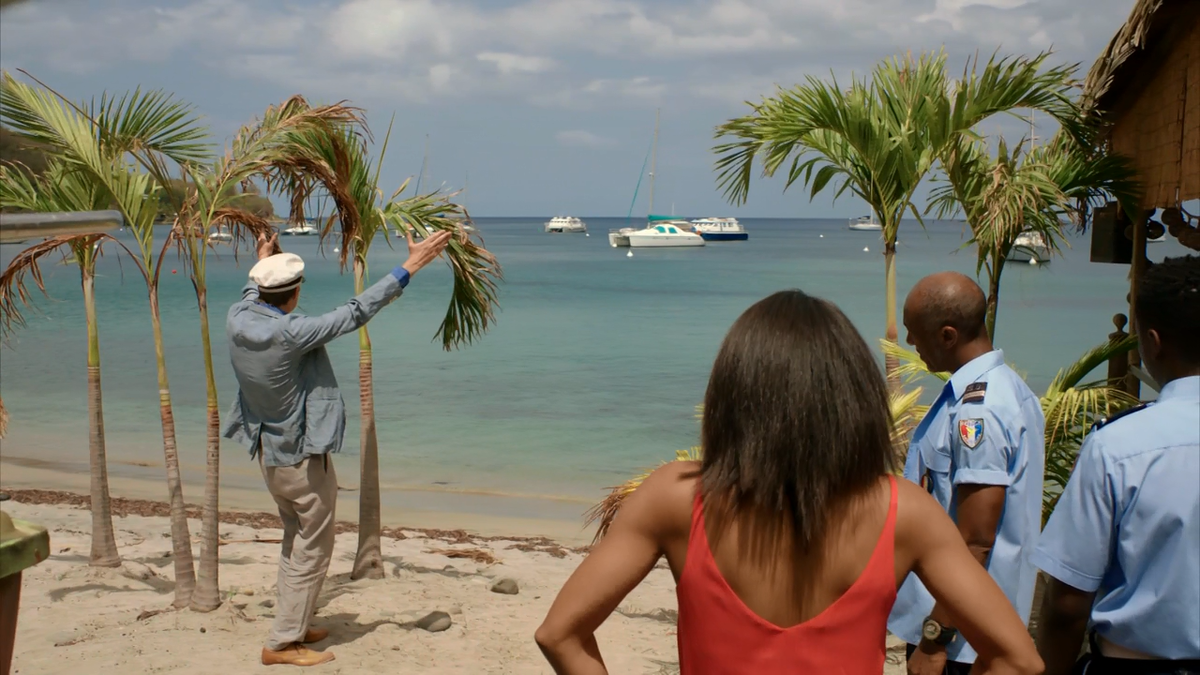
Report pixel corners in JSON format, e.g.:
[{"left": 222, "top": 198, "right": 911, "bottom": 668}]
[
  {"left": 0, "top": 161, "right": 123, "bottom": 567},
  {"left": 931, "top": 131, "right": 1141, "bottom": 340},
  {"left": 713, "top": 51, "right": 1082, "bottom": 382},
  {"left": 178, "top": 97, "right": 364, "bottom": 611},
  {"left": 1, "top": 71, "right": 211, "bottom": 607},
  {"left": 257, "top": 122, "right": 501, "bottom": 579}
]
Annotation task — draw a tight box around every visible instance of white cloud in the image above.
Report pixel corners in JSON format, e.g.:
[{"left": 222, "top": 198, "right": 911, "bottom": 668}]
[
  {"left": 555, "top": 130, "right": 614, "bottom": 147},
  {"left": 0, "top": 0, "right": 1137, "bottom": 107},
  {"left": 477, "top": 52, "right": 557, "bottom": 75}
]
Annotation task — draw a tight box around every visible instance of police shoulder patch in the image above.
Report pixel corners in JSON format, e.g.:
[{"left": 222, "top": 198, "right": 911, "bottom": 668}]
[
  {"left": 1090, "top": 402, "right": 1149, "bottom": 432},
  {"left": 959, "top": 418, "right": 984, "bottom": 449},
  {"left": 962, "top": 382, "right": 987, "bottom": 404}
]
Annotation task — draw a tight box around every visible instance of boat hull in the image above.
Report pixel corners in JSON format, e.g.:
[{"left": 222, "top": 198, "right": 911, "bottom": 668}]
[
  {"left": 848, "top": 224, "right": 883, "bottom": 231},
  {"left": 627, "top": 234, "right": 705, "bottom": 248},
  {"left": 1006, "top": 246, "right": 1050, "bottom": 263},
  {"left": 698, "top": 231, "right": 748, "bottom": 241}
]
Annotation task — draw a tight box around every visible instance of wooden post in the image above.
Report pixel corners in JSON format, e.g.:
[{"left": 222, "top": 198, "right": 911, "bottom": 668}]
[
  {"left": 0, "top": 572, "right": 19, "bottom": 675},
  {"left": 1124, "top": 210, "right": 1150, "bottom": 397},
  {"left": 1108, "top": 314, "right": 1130, "bottom": 385}
]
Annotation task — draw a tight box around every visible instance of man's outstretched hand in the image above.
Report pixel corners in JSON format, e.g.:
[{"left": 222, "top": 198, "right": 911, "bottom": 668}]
[
  {"left": 402, "top": 229, "right": 453, "bottom": 276},
  {"left": 256, "top": 231, "right": 281, "bottom": 261}
]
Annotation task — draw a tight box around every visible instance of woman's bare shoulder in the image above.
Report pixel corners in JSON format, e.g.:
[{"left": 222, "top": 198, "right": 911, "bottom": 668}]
[{"left": 624, "top": 461, "right": 699, "bottom": 537}]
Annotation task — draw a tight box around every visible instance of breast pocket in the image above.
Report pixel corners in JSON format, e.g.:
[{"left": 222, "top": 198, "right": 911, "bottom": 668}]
[
  {"left": 301, "top": 397, "right": 345, "bottom": 453},
  {"left": 920, "top": 442, "right": 953, "bottom": 506}
]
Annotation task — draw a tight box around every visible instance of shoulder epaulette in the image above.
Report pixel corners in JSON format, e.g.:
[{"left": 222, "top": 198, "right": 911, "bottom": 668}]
[{"left": 1090, "top": 402, "right": 1150, "bottom": 432}]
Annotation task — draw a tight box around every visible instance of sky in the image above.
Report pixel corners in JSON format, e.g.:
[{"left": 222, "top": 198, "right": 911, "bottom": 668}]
[{"left": 0, "top": 0, "right": 1141, "bottom": 217}]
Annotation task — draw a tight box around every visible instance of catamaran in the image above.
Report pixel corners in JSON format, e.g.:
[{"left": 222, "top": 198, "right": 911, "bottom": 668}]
[{"left": 611, "top": 109, "right": 704, "bottom": 249}]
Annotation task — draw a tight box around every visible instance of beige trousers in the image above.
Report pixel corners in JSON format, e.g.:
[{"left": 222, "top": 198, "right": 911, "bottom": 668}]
[{"left": 259, "top": 453, "right": 338, "bottom": 651}]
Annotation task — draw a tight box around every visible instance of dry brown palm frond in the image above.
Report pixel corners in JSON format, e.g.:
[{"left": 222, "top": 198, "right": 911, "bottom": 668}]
[
  {"left": 0, "top": 395, "right": 8, "bottom": 439},
  {"left": 426, "top": 547, "right": 498, "bottom": 565},
  {"left": 0, "top": 233, "right": 127, "bottom": 335}
]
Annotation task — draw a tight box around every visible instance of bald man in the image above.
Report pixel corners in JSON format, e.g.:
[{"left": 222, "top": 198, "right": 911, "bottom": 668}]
[{"left": 888, "top": 272, "right": 1046, "bottom": 675}]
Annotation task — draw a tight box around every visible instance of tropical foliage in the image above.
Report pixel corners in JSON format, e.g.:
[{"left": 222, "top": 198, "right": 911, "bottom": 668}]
[
  {"left": 0, "top": 71, "right": 502, "bottom": 608},
  {"left": 931, "top": 130, "right": 1140, "bottom": 340},
  {"left": 713, "top": 50, "right": 1085, "bottom": 382}
]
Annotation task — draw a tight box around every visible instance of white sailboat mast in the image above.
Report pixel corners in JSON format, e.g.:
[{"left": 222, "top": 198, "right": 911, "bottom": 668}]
[{"left": 648, "top": 108, "right": 659, "bottom": 216}]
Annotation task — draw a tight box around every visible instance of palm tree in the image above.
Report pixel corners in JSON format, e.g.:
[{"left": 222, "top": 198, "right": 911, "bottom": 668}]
[
  {"left": 177, "top": 97, "right": 365, "bottom": 611},
  {"left": 931, "top": 131, "right": 1141, "bottom": 340},
  {"left": 713, "top": 51, "right": 1083, "bottom": 383},
  {"left": 1, "top": 71, "right": 211, "bottom": 607},
  {"left": 256, "top": 121, "right": 501, "bottom": 579},
  {"left": 0, "top": 161, "right": 123, "bottom": 567}
]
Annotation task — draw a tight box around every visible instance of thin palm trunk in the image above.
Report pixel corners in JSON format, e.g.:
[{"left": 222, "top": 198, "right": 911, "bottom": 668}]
[
  {"left": 883, "top": 239, "right": 900, "bottom": 388},
  {"left": 148, "top": 285, "right": 196, "bottom": 607},
  {"left": 986, "top": 253, "right": 1005, "bottom": 342},
  {"left": 82, "top": 263, "right": 120, "bottom": 567},
  {"left": 351, "top": 257, "right": 384, "bottom": 580},
  {"left": 190, "top": 286, "right": 222, "bottom": 611}
]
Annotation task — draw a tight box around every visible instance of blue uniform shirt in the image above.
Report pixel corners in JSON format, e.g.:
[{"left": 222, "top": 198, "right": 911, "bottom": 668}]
[
  {"left": 1032, "top": 375, "right": 1200, "bottom": 659},
  {"left": 888, "top": 350, "right": 1046, "bottom": 663}
]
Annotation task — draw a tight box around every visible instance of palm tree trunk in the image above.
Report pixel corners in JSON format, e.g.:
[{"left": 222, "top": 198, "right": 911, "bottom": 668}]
[
  {"left": 148, "top": 285, "right": 196, "bottom": 607},
  {"left": 351, "top": 257, "right": 384, "bottom": 580},
  {"left": 883, "top": 239, "right": 900, "bottom": 389},
  {"left": 986, "top": 255, "right": 1005, "bottom": 342},
  {"left": 81, "top": 264, "right": 120, "bottom": 568},
  {"left": 190, "top": 286, "right": 222, "bottom": 612}
]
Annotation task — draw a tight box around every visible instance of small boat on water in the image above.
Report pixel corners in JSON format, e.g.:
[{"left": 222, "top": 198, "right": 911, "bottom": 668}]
[
  {"left": 1007, "top": 230, "right": 1051, "bottom": 263},
  {"left": 545, "top": 216, "right": 587, "bottom": 233},
  {"left": 848, "top": 215, "right": 882, "bottom": 231},
  {"left": 206, "top": 225, "right": 233, "bottom": 244},
  {"left": 627, "top": 220, "right": 705, "bottom": 248},
  {"left": 282, "top": 223, "right": 318, "bottom": 236},
  {"left": 691, "top": 217, "right": 747, "bottom": 241}
]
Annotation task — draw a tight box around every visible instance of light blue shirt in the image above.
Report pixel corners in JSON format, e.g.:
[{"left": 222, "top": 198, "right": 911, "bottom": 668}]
[
  {"left": 888, "top": 350, "right": 1046, "bottom": 663},
  {"left": 222, "top": 267, "right": 410, "bottom": 467},
  {"left": 1032, "top": 375, "right": 1200, "bottom": 659}
]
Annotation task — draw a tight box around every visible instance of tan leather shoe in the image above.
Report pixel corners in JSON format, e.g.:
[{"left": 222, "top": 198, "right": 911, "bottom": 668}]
[
  {"left": 261, "top": 644, "right": 335, "bottom": 667},
  {"left": 302, "top": 627, "right": 329, "bottom": 643}
]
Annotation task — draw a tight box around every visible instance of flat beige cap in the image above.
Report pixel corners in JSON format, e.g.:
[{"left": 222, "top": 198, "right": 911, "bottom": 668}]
[{"left": 249, "top": 253, "right": 305, "bottom": 292}]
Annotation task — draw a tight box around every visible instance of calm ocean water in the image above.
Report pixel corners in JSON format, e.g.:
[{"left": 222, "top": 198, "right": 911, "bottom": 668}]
[{"left": 0, "top": 217, "right": 1189, "bottom": 522}]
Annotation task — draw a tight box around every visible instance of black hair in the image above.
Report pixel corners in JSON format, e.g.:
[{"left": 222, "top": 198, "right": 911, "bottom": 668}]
[
  {"left": 699, "top": 290, "right": 896, "bottom": 564},
  {"left": 1136, "top": 255, "right": 1200, "bottom": 366},
  {"left": 258, "top": 285, "right": 300, "bottom": 309}
]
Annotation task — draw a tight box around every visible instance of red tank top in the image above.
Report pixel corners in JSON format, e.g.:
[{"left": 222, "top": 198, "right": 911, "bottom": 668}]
[{"left": 676, "top": 476, "right": 898, "bottom": 674}]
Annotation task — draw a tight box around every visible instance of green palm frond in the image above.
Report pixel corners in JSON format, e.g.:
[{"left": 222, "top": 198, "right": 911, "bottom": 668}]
[{"left": 880, "top": 339, "right": 950, "bottom": 384}]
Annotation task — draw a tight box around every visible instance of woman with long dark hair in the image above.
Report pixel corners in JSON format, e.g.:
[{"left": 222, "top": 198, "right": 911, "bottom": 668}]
[{"left": 536, "top": 290, "right": 1041, "bottom": 674}]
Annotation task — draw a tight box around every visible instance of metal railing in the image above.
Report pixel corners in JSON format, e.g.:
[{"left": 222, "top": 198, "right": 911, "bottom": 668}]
[{"left": 0, "top": 210, "right": 124, "bottom": 244}]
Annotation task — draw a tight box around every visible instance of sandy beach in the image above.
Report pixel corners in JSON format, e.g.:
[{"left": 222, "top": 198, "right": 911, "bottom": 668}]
[{"left": 2, "top": 490, "right": 908, "bottom": 674}]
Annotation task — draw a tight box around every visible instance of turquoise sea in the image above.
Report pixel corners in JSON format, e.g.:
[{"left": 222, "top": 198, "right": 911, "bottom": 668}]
[{"left": 0, "top": 217, "right": 1189, "bottom": 525}]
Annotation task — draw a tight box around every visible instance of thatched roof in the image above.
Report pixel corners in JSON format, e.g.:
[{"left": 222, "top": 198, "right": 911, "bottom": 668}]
[{"left": 1082, "top": 0, "right": 1198, "bottom": 115}]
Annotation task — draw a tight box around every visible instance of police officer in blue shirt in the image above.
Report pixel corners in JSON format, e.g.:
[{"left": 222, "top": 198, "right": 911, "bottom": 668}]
[
  {"left": 888, "top": 272, "right": 1046, "bottom": 675},
  {"left": 1034, "top": 254, "right": 1200, "bottom": 675}
]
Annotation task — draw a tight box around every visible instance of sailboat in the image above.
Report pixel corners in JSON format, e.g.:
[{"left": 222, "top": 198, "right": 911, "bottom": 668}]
[{"left": 610, "top": 110, "right": 704, "bottom": 248}]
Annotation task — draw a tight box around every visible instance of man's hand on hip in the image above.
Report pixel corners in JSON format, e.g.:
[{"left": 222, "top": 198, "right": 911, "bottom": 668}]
[
  {"left": 402, "top": 229, "right": 453, "bottom": 276},
  {"left": 256, "top": 231, "right": 281, "bottom": 260}
]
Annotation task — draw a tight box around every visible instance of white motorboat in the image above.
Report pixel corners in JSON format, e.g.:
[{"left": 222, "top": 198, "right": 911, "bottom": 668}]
[
  {"left": 282, "top": 223, "right": 318, "bottom": 236},
  {"left": 206, "top": 225, "right": 233, "bottom": 244},
  {"left": 691, "top": 217, "right": 747, "bottom": 241},
  {"left": 545, "top": 216, "right": 587, "bottom": 233},
  {"left": 1007, "top": 230, "right": 1051, "bottom": 263},
  {"left": 626, "top": 221, "right": 705, "bottom": 248},
  {"left": 848, "top": 215, "right": 882, "bottom": 231}
]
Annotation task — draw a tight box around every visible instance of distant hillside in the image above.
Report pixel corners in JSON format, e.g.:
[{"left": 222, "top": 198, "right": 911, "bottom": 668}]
[{"left": 0, "top": 127, "right": 50, "bottom": 175}]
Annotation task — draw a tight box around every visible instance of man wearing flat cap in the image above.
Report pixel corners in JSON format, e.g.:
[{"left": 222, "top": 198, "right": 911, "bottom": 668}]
[{"left": 224, "top": 229, "right": 452, "bottom": 667}]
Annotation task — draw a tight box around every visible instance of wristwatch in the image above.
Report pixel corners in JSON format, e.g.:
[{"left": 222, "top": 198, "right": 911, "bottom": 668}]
[{"left": 921, "top": 617, "right": 958, "bottom": 646}]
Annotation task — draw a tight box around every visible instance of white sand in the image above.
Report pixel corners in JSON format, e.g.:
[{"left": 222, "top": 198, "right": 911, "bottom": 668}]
[{"left": 3, "top": 500, "right": 907, "bottom": 674}]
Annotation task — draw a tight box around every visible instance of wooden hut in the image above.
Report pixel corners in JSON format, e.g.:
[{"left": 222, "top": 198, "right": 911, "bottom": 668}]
[{"left": 1082, "top": 0, "right": 1199, "bottom": 393}]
